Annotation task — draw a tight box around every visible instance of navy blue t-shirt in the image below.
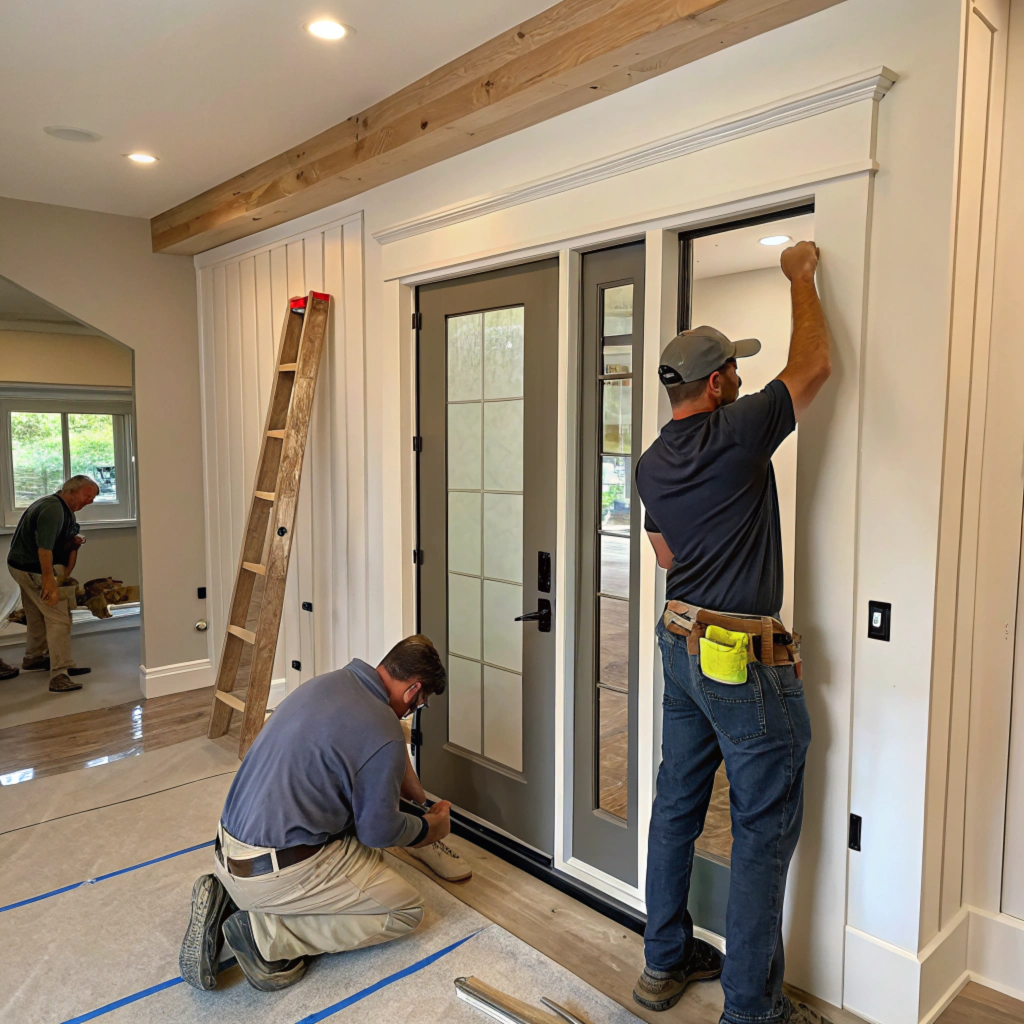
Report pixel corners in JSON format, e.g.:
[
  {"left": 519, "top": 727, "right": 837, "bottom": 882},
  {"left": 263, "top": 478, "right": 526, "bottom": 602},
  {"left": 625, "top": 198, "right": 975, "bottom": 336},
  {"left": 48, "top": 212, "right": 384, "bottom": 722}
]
[{"left": 635, "top": 379, "right": 795, "bottom": 617}]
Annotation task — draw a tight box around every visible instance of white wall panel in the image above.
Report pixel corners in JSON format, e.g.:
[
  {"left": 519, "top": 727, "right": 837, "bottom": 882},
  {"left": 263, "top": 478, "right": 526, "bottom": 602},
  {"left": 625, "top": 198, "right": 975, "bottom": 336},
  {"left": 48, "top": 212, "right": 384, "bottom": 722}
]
[{"left": 197, "top": 213, "right": 367, "bottom": 697}]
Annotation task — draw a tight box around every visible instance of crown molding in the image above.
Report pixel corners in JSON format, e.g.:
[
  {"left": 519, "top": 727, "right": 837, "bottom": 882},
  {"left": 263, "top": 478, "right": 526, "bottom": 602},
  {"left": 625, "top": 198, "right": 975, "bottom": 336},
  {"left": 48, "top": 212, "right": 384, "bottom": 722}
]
[{"left": 374, "top": 67, "right": 897, "bottom": 247}]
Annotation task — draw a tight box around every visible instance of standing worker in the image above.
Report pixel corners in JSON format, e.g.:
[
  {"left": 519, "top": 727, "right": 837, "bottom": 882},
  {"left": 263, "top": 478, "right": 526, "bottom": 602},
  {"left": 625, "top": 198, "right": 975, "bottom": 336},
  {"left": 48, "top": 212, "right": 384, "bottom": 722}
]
[
  {"left": 179, "top": 635, "right": 471, "bottom": 994},
  {"left": 633, "top": 241, "right": 830, "bottom": 1024},
  {"left": 6, "top": 475, "right": 98, "bottom": 692}
]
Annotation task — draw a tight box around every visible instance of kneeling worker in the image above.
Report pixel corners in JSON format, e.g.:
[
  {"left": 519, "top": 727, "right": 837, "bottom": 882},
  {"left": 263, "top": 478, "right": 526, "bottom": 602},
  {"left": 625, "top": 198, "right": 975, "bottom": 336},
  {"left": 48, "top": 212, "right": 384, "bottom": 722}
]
[{"left": 180, "top": 635, "right": 461, "bottom": 992}]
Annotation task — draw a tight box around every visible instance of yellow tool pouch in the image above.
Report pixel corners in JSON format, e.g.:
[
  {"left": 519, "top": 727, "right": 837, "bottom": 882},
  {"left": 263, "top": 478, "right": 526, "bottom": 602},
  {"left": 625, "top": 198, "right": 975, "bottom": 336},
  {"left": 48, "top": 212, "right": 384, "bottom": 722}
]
[{"left": 699, "top": 625, "right": 750, "bottom": 684}]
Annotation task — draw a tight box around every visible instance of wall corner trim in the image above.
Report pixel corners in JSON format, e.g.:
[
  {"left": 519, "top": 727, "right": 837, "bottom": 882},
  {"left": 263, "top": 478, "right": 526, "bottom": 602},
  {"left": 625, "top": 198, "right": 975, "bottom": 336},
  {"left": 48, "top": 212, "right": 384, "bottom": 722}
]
[
  {"left": 373, "top": 67, "right": 898, "bottom": 246},
  {"left": 139, "top": 657, "right": 214, "bottom": 699}
]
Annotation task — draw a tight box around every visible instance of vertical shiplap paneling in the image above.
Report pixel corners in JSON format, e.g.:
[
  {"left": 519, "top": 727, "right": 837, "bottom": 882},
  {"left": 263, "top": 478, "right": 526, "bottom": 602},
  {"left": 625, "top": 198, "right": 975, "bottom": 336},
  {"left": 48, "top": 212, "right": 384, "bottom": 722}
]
[
  {"left": 342, "top": 218, "right": 368, "bottom": 658},
  {"left": 282, "top": 239, "right": 306, "bottom": 692},
  {"left": 212, "top": 266, "right": 233, "bottom": 646},
  {"left": 320, "top": 226, "right": 346, "bottom": 671},
  {"left": 224, "top": 262, "right": 245, "bottom": 584},
  {"left": 198, "top": 214, "right": 365, "bottom": 694},
  {"left": 268, "top": 246, "right": 291, "bottom": 685},
  {"left": 297, "top": 232, "right": 324, "bottom": 680},
  {"left": 238, "top": 257, "right": 261, "bottom": 500},
  {"left": 254, "top": 252, "right": 275, "bottom": 422},
  {"left": 198, "top": 266, "right": 223, "bottom": 663}
]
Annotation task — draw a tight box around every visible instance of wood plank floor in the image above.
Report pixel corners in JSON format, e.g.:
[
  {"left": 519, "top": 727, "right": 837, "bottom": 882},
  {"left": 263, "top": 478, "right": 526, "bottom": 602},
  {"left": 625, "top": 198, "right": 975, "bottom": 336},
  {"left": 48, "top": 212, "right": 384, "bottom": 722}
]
[
  {"left": 392, "top": 836, "right": 860, "bottom": 1024},
  {"left": 0, "top": 685, "right": 238, "bottom": 781},
  {"left": 5, "top": 696, "right": 1022, "bottom": 1024},
  {"left": 937, "top": 983, "right": 1024, "bottom": 1024}
]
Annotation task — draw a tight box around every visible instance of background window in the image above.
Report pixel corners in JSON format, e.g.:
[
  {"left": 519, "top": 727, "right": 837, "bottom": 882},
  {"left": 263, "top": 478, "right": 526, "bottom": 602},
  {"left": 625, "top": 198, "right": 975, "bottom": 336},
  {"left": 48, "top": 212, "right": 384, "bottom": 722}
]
[{"left": 0, "top": 391, "right": 135, "bottom": 527}]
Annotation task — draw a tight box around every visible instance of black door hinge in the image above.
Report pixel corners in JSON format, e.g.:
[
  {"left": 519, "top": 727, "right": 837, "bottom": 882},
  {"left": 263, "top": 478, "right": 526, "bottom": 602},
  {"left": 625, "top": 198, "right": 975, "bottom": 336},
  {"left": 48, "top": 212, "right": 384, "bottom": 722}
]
[
  {"left": 412, "top": 435, "right": 423, "bottom": 452},
  {"left": 291, "top": 660, "right": 301, "bottom": 671},
  {"left": 301, "top": 601, "right": 313, "bottom": 612},
  {"left": 411, "top": 311, "right": 422, "bottom": 330},
  {"left": 412, "top": 549, "right": 424, "bottom": 565},
  {"left": 849, "top": 813, "right": 862, "bottom": 851}
]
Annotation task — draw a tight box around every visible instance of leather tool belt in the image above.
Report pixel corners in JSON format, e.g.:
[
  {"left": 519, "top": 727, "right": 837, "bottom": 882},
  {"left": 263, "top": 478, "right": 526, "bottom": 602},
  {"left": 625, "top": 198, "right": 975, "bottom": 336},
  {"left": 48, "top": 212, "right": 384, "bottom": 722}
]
[
  {"left": 663, "top": 600, "right": 802, "bottom": 677},
  {"left": 215, "top": 835, "right": 324, "bottom": 878}
]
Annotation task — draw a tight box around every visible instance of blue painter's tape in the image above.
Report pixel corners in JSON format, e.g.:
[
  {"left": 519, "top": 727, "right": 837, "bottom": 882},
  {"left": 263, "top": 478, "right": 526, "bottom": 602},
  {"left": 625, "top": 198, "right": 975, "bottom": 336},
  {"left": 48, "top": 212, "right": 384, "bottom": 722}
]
[
  {"left": 294, "top": 928, "right": 485, "bottom": 1024},
  {"left": 60, "top": 976, "right": 183, "bottom": 1023},
  {"left": 0, "top": 840, "right": 215, "bottom": 914},
  {"left": 58, "top": 957, "right": 237, "bottom": 1024}
]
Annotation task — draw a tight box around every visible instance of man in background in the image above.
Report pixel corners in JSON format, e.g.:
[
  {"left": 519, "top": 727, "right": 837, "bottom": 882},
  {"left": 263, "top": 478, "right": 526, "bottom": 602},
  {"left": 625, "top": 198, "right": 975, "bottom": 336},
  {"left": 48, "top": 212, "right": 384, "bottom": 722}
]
[{"left": 6, "top": 475, "right": 98, "bottom": 692}]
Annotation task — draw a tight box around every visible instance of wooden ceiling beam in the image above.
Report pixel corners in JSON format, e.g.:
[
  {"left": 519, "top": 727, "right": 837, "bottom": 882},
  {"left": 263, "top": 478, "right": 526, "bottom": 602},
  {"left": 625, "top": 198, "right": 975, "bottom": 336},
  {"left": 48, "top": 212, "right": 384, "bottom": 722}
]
[{"left": 151, "top": 0, "right": 845, "bottom": 255}]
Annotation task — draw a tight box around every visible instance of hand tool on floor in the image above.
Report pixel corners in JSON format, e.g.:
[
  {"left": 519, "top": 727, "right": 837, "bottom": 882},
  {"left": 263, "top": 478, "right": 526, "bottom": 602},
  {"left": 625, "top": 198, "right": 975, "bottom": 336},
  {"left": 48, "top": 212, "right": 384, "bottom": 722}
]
[
  {"left": 454, "top": 977, "right": 592, "bottom": 1024},
  {"left": 207, "top": 291, "right": 331, "bottom": 758}
]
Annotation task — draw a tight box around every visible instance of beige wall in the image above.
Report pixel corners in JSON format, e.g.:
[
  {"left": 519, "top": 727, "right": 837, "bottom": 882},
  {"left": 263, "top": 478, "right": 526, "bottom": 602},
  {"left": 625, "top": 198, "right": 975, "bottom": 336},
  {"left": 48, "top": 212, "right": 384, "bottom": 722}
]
[
  {"left": 691, "top": 266, "right": 796, "bottom": 626},
  {"left": 0, "top": 330, "right": 133, "bottom": 387},
  {"left": 0, "top": 198, "right": 207, "bottom": 672}
]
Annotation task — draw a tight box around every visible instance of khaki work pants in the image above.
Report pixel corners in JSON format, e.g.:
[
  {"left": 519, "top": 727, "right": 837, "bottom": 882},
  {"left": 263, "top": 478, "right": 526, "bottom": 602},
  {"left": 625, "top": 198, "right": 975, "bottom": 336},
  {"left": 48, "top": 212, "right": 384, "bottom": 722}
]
[
  {"left": 214, "top": 826, "right": 424, "bottom": 961},
  {"left": 8, "top": 565, "right": 75, "bottom": 682}
]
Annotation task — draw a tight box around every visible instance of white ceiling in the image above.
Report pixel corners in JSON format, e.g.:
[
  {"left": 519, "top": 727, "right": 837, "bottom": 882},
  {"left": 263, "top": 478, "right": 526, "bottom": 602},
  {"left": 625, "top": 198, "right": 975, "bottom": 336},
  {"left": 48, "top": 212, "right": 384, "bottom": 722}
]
[
  {"left": 0, "top": 0, "right": 557, "bottom": 219},
  {"left": 692, "top": 214, "right": 815, "bottom": 280}
]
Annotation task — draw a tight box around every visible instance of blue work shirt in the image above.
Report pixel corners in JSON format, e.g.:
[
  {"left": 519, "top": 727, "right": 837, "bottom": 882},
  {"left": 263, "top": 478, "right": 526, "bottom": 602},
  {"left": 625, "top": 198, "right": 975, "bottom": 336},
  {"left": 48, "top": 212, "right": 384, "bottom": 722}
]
[{"left": 220, "top": 659, "right": 424, "bottom": 850}]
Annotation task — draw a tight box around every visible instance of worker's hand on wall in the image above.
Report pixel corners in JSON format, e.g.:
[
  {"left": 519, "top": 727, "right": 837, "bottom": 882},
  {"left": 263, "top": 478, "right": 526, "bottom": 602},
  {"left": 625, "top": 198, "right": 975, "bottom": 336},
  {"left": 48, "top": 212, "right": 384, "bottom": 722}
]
[
  {"left": 781, "top": 240, "right": 820, "bottom": 284},
  {"left": 41, "top": 575, "right": 60, "bottom": 607},
  {"left": 414, "top": 799, "right": 452, "bottom": 848}
]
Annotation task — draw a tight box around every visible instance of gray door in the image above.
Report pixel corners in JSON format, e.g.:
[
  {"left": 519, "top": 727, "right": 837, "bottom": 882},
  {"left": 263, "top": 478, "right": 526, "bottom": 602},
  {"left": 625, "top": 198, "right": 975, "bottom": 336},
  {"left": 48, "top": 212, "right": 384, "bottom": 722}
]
[
  {"left": 417, "top": 259, "right": 559, "bottom": 856},
  {"left": 573, "top": 242, "right": 646, "bottom": 885}
]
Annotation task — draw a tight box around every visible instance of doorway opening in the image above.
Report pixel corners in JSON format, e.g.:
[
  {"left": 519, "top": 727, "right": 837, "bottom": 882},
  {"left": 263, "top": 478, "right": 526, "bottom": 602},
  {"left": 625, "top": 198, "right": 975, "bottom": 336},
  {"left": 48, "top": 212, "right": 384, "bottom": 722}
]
[
  {"left": 0, "top": 275, "right": 142, "bottom": 741},
  {"left": 674, "top": 206, "right": 813, "bottom": 925}
]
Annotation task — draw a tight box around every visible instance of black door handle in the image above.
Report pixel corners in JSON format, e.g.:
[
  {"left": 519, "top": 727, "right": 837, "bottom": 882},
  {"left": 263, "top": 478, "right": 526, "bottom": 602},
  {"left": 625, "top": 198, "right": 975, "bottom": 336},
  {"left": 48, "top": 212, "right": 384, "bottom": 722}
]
[{"left": 515, "top": 598, "right": 552, "bottom": 633}]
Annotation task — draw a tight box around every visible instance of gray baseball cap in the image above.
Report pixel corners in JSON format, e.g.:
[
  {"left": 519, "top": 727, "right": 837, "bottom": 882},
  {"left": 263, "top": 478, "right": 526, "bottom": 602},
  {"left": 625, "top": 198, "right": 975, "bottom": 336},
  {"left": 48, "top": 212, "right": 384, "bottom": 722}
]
[{"left": 658, "top": 326, "right": 761, "bottom": 386}]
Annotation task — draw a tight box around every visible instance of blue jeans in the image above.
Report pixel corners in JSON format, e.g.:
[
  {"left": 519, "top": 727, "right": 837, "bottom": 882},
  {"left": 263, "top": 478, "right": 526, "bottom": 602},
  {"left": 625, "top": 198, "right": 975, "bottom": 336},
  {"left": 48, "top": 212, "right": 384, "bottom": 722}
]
[{"left": 644, "top": 618, "right": 811, "bottom": 1023}]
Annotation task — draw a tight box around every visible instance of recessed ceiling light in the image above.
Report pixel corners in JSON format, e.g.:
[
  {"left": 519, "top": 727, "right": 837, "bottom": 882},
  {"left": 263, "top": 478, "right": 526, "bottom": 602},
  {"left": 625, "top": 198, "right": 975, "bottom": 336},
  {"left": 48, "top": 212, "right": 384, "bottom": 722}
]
[
  {"left": 307, "top": 19, "right": 347, "bottom": 39},
  {"left": 44, "top": 126, "right": 102, "bottom": 143},
  {"left": 126, "top": 153, "right": 158, "bottom": 164},
  {"left": 759, "top": 234, "right": 792, "bottom": 246}
]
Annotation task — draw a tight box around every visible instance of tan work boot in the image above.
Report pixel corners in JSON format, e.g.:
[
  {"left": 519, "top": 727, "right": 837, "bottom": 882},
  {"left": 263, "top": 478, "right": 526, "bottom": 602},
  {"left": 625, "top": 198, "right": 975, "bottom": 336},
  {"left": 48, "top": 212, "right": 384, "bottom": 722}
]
[
  {"left": 408, "top": 840, "right": 472, "bottom": 881},
  {"left": 634, "top": 939, "right": 724, "bottom": 1011}
]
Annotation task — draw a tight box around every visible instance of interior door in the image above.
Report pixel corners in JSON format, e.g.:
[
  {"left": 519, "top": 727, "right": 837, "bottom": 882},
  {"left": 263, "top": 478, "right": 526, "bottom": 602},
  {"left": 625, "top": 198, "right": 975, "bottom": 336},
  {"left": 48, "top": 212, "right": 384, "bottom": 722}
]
[
  {"left": 572, "top": 242, "right": 645, "bottom": 885},
  {"left": 417, "top": 259, "right": 559, "bottom": 856}
]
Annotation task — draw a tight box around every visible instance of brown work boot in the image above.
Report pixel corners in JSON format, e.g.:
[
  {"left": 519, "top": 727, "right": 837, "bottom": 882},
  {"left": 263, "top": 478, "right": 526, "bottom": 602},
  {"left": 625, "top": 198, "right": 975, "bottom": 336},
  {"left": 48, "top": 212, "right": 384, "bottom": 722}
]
[
  {"left": 22, "top": 656, "right": 50, "bottom": 671},
  {"left": 0, "top": 659, "right": 19, "bottom": 680},
  {"left": 49, "top": 673, "right": 83, "bottom": 692},
  {"left": 780, "top": 996, "right": 834, "bottom": 1024},
  {"left": 634, "top": 939, "right": 724, "bottom": 1011}
]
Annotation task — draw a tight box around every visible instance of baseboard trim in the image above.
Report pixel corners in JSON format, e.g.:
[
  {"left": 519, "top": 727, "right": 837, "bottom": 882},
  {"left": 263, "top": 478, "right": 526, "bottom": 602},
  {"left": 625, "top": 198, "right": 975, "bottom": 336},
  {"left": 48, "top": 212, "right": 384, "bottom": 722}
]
[
  {"left": 139, "top": 658, "right": 214, "bottom": 699},
  {"left": 267, "top": 678, "right": 286, "bottom": 709},
  {"left": 844, "top": 906, "right": 1024, "bottom": 1024},
  {"left": 966, "top": 907, "right": 1024, "bottom": 1002}
]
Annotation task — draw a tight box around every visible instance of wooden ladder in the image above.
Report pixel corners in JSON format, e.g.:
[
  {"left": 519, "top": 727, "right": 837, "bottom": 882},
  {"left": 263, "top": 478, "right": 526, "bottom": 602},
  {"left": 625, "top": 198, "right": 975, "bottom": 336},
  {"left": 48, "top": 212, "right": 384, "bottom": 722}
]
[{"left": 208, "top": 290, "right": 331, "bottom": 758}]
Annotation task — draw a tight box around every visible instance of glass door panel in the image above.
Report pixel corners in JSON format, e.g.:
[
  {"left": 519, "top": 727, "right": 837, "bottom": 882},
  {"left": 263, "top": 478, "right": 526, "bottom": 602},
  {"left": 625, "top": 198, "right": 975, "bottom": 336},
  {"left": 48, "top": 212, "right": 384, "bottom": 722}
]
[
  {"left": 573, "top": 242, "right": 645, "bottom": 884},
  {"left": 417, "top": 259, "right": 560, "bottom": 857}
]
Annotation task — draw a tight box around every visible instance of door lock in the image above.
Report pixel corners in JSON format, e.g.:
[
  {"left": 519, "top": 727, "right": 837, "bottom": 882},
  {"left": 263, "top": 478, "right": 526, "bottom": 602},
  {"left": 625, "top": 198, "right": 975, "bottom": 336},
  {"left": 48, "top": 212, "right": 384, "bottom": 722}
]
[{"left": 516, "top": 598, "right": 552, "bottom": 633}]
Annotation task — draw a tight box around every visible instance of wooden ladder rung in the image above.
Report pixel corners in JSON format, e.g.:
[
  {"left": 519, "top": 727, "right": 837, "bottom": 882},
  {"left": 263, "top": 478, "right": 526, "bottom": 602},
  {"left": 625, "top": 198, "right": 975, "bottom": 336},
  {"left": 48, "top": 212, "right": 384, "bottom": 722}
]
[
  {"left": 279, "top": 362, "right": 298, "bottom": 371},
  {"left": 216, "top": 690, "right": 246, "bottom": 713},
  {"left": 241, "top": 561, "right": 266, "bottom": 575},
  {"left": 254, "top": 490, "right": 276, "bottom": 501},
  {"left": 267, "top": 429, "right": 286, "bottom": 439},
  {"left": 227, "top": 624, "right": 257, "bottom": 644}
]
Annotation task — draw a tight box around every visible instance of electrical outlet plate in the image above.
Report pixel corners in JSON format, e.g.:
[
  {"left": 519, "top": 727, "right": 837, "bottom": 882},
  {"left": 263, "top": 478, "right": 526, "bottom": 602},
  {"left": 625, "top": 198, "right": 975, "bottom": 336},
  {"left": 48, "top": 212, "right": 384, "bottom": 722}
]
[{"left": 867, "top": 600, "right": 891, "bottom": 641}]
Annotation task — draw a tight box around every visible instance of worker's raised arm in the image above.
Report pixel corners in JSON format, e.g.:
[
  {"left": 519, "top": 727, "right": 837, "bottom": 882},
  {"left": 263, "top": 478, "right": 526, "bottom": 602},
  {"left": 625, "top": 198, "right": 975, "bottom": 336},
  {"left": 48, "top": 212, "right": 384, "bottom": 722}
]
[{"left": 776, "top": 241, "right": 831, "bottom": 421}]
